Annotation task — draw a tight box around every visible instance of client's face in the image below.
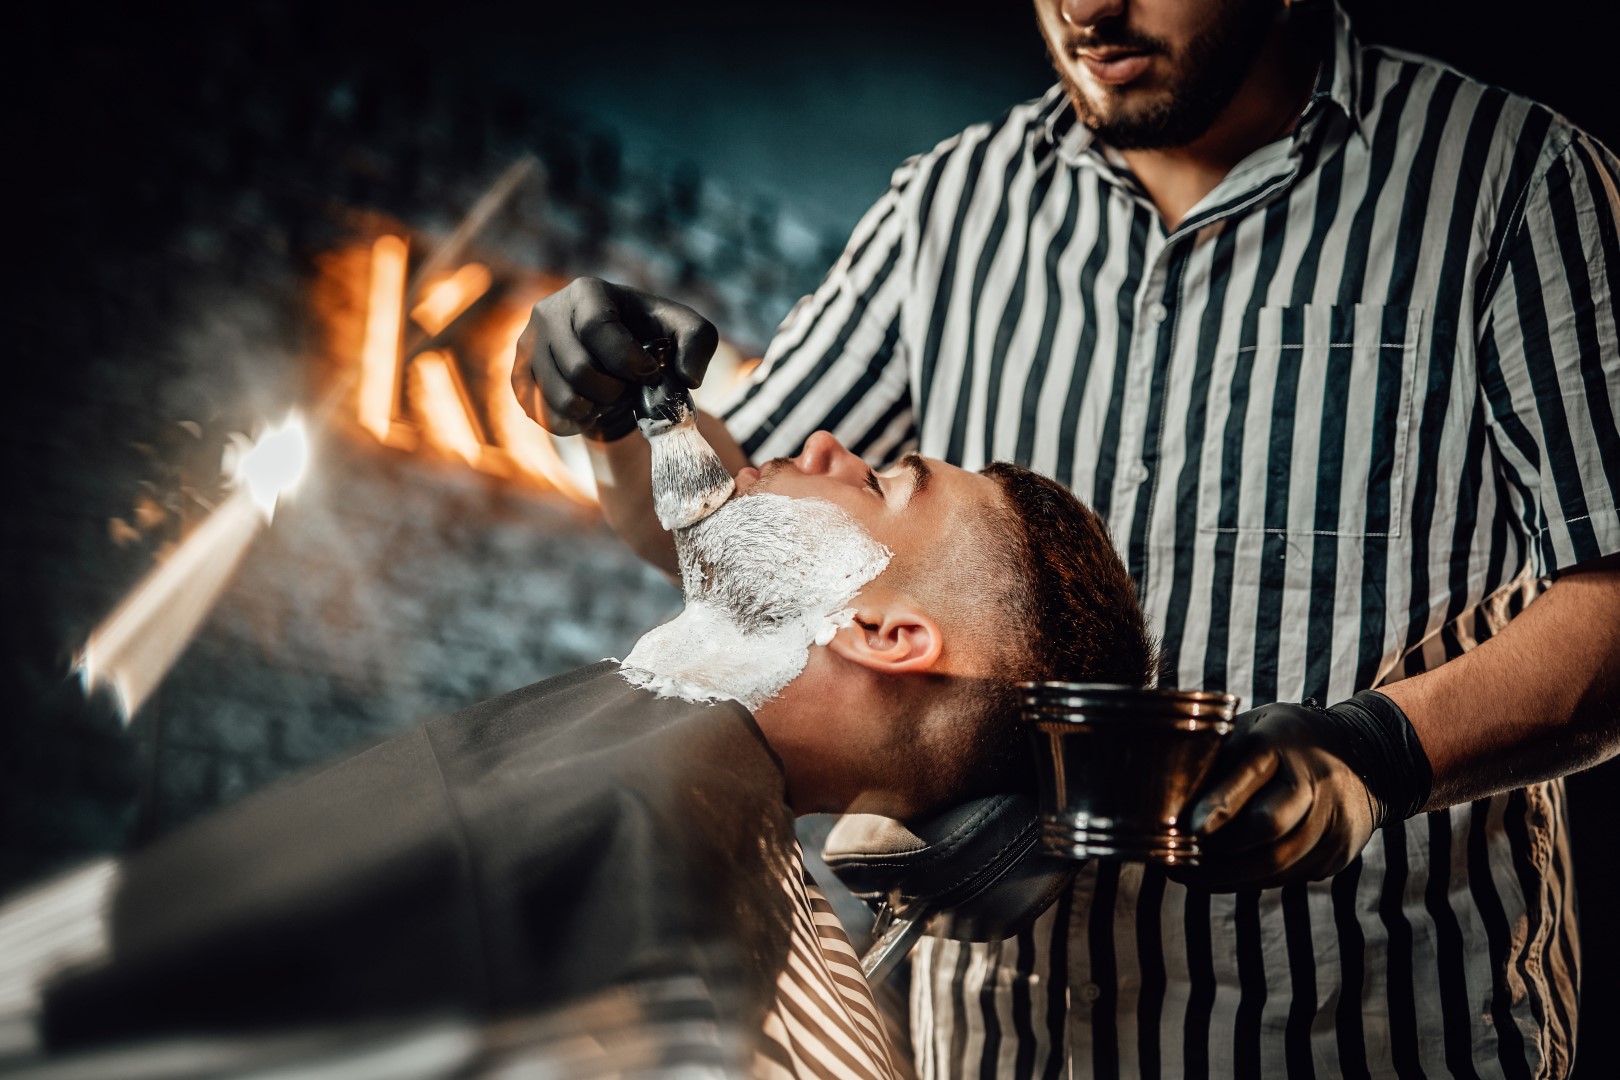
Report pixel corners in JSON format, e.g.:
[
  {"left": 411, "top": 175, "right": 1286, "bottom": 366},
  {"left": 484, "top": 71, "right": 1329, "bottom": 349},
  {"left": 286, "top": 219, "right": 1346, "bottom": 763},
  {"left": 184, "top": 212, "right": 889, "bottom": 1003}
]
[
  {"left": 673, "top": 490, "right": 891, "bottom": 636},
  {"left": 620, "top": 431, "right": 1006, "bottom": 717},
  {"left": 622, "top": 434, "right": 912, "bottom": 713}
]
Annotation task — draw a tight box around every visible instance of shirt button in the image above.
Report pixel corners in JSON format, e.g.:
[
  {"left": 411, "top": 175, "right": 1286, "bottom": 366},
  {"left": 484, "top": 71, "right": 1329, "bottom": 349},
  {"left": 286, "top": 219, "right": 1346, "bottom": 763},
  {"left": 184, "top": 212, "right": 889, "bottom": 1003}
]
[
  {"left": 1125, "top": 462, "right": 1149, "bottom": 484},
  {"left": 1148, "top": 301, "right": 1169, "bottom": 324},
  {"left": 1079, "top": 982, "right": 1102, "bottom": 1004}
]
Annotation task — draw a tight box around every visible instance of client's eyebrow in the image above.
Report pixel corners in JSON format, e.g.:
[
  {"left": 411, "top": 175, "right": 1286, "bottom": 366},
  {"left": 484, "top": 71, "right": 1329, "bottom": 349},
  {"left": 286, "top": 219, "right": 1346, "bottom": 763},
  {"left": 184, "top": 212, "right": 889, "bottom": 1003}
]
[{"left": 899, "top": 453, "right": 931, "bottom": 505}]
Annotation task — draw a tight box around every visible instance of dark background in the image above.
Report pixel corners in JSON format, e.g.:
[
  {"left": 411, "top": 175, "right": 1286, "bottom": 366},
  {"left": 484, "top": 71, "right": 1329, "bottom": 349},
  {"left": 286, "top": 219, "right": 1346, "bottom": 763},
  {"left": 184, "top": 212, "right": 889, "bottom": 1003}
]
[{"left": 4, "top": 0, "right": 1614, "bottom": 1073}]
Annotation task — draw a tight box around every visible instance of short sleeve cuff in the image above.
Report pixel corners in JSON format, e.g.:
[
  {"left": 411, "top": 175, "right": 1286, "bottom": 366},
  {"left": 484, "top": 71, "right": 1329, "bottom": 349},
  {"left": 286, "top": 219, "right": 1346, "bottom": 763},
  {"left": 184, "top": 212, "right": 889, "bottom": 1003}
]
[{"left": 1534, "top": 503, "right": 1620, "bottom": 577}]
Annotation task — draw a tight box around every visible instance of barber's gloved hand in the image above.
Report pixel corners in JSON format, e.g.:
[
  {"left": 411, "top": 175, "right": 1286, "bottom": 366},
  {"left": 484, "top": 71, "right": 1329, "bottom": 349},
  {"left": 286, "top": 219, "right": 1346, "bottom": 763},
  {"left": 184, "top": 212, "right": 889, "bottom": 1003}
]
[
  {"left": 510, "top": 277, "right": 719, "bottom": 440},
  {"left": 1172, "top": 692, "right": 1432, "bottom": 892}
]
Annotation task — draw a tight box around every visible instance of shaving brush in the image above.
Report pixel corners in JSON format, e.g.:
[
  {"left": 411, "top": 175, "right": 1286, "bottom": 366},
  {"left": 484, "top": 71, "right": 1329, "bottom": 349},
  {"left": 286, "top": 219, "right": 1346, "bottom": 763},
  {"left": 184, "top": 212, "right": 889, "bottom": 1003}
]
[{"left": 634, "top": 340, "right": 736, "bottom": 531}]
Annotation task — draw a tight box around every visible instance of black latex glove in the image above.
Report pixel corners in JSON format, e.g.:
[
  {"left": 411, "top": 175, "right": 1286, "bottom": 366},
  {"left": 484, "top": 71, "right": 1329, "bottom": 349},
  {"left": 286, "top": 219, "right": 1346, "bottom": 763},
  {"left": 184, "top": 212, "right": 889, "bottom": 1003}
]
[
  {"left": 1172, "top": 694, "right": 1430, "bottom": 892},
  {"left": 510, "top": 277, "right": 719, "bottom": 441}
]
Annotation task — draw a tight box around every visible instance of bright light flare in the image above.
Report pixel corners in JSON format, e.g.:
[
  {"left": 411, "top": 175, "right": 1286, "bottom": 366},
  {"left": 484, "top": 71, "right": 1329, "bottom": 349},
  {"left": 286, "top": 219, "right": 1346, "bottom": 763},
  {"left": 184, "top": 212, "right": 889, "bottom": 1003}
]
[
  {"left": 411, "top": 263, "right": 492, "bottom": 336},
  {"left": 77, "top": 492, "right": 264, "bottom": 724},
  {"left": 78, "top": 415, "right": 314, "bottom": 723},
  {"left": 359, "top": 235, "right": 408, "bottom": 440},
  {"left": 233, "top": 414, "right": 310, "bottom": 518}
]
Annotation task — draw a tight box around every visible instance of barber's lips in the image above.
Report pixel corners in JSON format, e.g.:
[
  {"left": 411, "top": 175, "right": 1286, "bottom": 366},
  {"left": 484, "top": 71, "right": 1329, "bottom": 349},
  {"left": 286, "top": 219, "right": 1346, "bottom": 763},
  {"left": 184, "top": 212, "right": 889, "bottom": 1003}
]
[{"left": 1076, "top": 49, "right": 1152, "bottom": 85}]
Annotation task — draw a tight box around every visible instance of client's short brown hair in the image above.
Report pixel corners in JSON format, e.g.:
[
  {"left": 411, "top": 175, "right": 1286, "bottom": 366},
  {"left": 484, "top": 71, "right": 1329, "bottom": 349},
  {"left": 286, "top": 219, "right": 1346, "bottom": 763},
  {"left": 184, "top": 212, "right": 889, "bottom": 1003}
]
[
  {"left": 941, "top": 463, "right": 1159, "bottom": 798},
  {"left": 981, "top": 462, "right": 1158, "bottom": 689}
]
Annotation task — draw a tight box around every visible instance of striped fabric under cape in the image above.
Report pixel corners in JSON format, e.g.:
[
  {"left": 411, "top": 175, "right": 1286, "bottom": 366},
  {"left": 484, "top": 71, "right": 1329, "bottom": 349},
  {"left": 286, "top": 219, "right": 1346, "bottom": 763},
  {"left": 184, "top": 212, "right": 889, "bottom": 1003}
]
[
  {"left": 756, "top": 854, "right": 902, "bottom": 1080},
  {"left": 721, "top": 5, "right": 1618, "bottom": 1076}
]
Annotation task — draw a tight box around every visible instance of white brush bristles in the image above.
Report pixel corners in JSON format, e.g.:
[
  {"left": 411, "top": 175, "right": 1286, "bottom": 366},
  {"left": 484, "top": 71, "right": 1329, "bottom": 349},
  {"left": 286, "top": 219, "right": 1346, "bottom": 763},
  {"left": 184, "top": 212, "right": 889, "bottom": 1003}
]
[{"left": 643, "top": 412, "right": 736, "bottom": 531}]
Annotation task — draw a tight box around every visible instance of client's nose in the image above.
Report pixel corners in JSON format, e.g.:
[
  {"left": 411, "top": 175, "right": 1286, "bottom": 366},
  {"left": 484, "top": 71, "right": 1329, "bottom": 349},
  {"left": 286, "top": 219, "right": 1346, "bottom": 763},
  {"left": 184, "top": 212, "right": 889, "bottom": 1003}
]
[{"left": 795, "top": 430, "right": 871, "bottom": 487}]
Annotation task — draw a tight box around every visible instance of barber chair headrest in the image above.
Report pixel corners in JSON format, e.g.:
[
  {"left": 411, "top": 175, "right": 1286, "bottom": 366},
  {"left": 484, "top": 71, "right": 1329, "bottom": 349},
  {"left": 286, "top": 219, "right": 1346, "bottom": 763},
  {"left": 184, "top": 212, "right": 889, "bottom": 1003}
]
[{"left": 822, "top": 794, "right": 1078, "bottom": 942}]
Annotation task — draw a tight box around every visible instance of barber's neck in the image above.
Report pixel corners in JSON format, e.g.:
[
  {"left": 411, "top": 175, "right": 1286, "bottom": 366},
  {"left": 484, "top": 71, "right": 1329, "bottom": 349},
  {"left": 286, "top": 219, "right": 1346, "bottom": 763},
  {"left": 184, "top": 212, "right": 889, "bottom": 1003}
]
[{"left": 1118, "top": 13, "right": 1322, "bottom": 230}]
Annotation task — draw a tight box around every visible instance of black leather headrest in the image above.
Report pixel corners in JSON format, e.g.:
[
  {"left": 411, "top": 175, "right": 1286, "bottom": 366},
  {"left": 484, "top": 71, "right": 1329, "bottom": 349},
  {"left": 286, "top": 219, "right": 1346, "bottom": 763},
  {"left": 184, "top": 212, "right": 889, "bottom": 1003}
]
[{"left": 822, "top": 794, "right": 1077, "bottom": 941}]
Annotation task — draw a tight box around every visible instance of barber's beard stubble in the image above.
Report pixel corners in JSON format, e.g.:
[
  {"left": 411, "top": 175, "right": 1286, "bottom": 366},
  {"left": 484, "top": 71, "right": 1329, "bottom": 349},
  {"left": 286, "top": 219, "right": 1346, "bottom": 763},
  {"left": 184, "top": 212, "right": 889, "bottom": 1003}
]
[{"left": 1056, "top": 0, "right": 1278, "bottom": 151}]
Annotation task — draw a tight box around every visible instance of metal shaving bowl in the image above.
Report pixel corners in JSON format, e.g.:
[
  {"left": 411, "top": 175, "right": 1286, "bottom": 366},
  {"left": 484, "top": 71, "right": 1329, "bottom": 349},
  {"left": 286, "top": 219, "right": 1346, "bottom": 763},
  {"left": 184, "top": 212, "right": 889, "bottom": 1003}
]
[{"left": 1022, "top": 683, "right": 1240, "bottom": 865}]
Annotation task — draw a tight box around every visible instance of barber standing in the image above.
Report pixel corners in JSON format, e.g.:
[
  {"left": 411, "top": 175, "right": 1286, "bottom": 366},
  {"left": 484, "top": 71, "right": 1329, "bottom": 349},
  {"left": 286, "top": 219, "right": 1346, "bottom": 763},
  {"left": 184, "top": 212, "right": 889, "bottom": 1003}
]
[{"left": 513, "top": 0, "right": 1620, "bottom": 1075}]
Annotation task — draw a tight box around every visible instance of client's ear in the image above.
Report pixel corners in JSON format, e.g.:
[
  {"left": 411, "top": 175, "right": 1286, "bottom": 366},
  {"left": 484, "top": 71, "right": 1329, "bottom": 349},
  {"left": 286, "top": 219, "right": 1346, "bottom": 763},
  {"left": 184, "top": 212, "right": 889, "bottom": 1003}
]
[{"left": 826, "top": 603, "right": 943, "bottom": 674}]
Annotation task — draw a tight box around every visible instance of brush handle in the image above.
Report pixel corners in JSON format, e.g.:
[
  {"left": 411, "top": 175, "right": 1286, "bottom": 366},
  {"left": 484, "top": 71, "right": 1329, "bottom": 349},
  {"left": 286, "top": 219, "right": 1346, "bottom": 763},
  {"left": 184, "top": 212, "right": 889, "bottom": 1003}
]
[{"left": 634, "top": 339, "right": 695, "bottom": 426}]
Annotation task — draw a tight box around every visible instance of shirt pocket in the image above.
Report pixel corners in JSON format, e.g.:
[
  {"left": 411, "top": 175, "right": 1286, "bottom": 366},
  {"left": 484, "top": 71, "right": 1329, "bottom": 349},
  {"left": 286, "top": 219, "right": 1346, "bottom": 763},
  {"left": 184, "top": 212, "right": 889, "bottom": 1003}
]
[{"left": 1196, "top": 304, "right": 1422, "bottom": 539}]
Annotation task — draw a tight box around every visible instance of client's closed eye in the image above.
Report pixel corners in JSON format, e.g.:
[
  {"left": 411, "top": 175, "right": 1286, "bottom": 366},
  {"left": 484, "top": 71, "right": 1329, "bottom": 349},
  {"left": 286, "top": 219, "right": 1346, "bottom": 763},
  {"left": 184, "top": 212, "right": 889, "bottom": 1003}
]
[{"left": 864, "top": 470, "right": 884, "bottom": 498}]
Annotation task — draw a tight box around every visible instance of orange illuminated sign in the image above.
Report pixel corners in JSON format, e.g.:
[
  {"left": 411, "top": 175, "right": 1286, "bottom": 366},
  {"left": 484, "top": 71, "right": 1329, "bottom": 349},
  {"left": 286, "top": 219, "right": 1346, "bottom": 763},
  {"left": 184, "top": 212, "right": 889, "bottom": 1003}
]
[{"left": 341, "top": 234, "right": 756, "bottom": 506}]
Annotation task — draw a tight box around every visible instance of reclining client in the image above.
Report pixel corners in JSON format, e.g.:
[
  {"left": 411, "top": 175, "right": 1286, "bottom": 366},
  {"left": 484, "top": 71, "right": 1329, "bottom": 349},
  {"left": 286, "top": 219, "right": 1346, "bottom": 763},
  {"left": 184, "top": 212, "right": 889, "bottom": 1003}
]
[{"left": 0, "top": 431, "right": 1155, "bottom": 1078}]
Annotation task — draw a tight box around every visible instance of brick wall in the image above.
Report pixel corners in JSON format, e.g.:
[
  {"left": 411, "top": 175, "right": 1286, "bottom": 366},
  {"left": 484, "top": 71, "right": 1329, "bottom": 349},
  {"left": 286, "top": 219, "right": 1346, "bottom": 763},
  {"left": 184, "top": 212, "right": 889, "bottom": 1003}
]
[{"left": 2, "top": 2, "right": 840, "bottom": 886}]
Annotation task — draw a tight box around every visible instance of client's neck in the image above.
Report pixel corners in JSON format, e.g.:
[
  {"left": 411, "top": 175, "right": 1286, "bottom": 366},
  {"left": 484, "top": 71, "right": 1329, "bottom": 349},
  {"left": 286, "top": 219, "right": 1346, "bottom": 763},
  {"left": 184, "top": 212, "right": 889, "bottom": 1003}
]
[
  {"left": 619, "top": 622, "right": 879, "bottom": 815},
  {"left": 752, "top": 657, "right": 918, "bottom": 819}
]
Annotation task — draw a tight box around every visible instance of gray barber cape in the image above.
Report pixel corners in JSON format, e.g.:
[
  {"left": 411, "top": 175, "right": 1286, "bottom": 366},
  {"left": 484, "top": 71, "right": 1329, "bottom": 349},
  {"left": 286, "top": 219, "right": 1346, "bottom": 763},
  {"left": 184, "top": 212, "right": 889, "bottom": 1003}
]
[{"left": 35, "top": 662, "right": 799, "bottom": 1072}]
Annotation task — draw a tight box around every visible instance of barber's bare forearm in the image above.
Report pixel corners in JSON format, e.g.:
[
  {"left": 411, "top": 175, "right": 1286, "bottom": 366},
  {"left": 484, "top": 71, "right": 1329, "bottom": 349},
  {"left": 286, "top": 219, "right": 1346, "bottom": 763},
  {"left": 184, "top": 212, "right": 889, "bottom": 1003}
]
[
  {"left": 586, "top": 409, "right": 751, "bottom": 578},
  {"left": 1379, "top": 552, "right": 1620, "bottom": 810}
]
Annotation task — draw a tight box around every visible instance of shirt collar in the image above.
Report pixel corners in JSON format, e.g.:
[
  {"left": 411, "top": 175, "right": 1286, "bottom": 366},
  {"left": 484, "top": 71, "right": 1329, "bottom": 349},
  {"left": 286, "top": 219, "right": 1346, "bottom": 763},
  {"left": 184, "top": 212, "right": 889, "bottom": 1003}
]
[
  {"left": 1314, "top": 1, "right": 1366, "bottom": 140},
  {"left": 1038, "top": 0, "right": 1369, "bottom": 167}
]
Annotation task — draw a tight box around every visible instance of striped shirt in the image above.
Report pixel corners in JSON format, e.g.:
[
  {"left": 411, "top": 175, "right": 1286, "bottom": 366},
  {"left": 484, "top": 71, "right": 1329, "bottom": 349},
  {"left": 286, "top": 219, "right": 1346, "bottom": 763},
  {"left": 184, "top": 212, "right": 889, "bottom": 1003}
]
[
  {"left": 756, "top": 854, "right": 902, "bottom": 1080},
  {"left": 722, "top": 5, "right": 1620, "bottom": 1077}
]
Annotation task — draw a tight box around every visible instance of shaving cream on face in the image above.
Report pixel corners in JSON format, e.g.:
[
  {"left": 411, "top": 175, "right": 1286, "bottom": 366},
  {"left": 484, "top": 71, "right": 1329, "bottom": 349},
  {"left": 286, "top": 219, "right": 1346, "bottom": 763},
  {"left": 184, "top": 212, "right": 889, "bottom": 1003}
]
[{"left": 620, "top": 493, "right": 892, "bottom": 711}]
